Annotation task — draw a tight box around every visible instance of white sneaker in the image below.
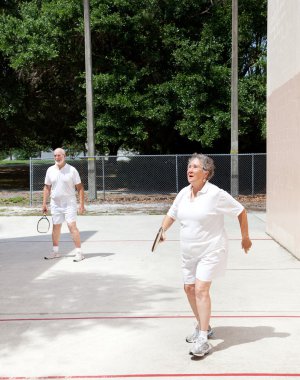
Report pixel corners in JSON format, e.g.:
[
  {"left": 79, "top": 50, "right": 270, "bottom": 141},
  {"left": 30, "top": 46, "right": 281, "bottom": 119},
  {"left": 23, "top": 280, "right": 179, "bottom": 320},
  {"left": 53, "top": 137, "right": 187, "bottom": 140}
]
[
  {"left": 44, "top": 252, "right": 61, "bottom": 260},
  {"left": 73, "top": 253, "right": 85, "bottom": 262},
  {"left": 186, "top": 325, "right": 214, "bottom": 343},
  {"left": 189, "top": 337, "right": 212, "bottom": 357}
]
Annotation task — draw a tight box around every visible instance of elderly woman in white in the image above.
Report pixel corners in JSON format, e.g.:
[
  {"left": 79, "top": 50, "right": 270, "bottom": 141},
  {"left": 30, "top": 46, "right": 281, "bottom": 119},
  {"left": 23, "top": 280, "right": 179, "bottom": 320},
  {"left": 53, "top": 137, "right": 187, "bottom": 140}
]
[{"left": 161, "top": 153, "right": 252, "bottom": 357}]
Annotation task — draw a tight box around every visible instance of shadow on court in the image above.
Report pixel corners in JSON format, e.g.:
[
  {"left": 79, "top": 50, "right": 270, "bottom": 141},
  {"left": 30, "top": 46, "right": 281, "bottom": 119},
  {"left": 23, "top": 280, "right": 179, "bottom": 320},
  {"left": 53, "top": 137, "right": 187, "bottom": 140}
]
[{"left": 211, "top": 325, "right": 290, "bottom": 352}]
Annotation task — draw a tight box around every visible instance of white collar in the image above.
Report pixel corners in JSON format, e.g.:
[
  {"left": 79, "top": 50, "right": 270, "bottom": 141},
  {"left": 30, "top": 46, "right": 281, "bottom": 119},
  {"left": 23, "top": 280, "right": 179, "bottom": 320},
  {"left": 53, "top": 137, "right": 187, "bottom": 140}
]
[{"left": 189, "top": 181, "right": 210, "bottom": 197}]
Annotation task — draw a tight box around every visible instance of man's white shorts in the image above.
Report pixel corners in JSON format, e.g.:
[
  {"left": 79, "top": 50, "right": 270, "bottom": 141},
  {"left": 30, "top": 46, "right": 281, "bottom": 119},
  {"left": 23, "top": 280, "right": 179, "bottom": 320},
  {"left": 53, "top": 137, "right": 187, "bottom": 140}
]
[
  {"left": 51, "top": 200, "right": 77, "bottom": 225},
  {"left": 181, "top": 241, "right": 228, "bottom": 283}
]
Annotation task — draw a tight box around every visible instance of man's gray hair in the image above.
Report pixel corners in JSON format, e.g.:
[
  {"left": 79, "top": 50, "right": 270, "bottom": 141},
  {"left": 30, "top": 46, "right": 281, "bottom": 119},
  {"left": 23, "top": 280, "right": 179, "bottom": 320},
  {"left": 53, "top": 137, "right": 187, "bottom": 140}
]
[
  {"left": 54, "top": 148, "right": 66, "bottom": 156},
  {"left": 188, "top": 153, "right": 215, "bottom": 180}
]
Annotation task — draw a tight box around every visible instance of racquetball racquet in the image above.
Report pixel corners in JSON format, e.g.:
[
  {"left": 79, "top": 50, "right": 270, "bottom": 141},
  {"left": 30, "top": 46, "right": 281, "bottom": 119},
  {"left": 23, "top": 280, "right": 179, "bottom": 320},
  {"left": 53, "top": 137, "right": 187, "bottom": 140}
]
[
  {"left": 37, "top": 213, "right": 50, "bottom": 233},
  {"left": 151, "top": 227, "right": 164, "bottom": 252}
]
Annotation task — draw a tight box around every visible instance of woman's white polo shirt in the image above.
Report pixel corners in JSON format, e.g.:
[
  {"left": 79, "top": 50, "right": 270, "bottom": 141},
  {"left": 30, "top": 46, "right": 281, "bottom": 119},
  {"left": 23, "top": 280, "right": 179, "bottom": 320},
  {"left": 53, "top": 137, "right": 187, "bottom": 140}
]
[{"left": 167, "top": 182, "right": 244, "bottom": 282}]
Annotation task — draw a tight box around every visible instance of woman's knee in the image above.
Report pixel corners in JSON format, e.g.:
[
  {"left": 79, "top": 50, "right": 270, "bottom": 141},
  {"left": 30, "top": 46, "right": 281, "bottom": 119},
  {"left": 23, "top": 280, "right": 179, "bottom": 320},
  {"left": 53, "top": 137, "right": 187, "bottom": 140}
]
[
  {"left": 195, "top": 281, "right": 211, "bottom": 299},
  {"left": 184, "top": 284, "right": 195, "bottom": 296}
]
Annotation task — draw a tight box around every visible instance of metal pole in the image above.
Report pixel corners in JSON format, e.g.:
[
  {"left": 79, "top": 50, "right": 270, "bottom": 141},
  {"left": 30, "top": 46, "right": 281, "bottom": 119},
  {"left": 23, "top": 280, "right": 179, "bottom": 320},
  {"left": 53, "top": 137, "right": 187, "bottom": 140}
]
[
  {"left": 175, "top": 155, "right": 179, "bottom": 193},
  {"left": 230, "top": 0, "right": 239, "bottom": 197},
  {"left": 252, "top": 153, "right": 254, "bottom": 196},
  {"left": 29, "top": 157, "right": 33, "bottom": 207},
  {"left": 102, "top": 156, "right": 105, "bottom": 200},
  {"left": 83, "top": 0, "right": 97, "bottom": 200}
]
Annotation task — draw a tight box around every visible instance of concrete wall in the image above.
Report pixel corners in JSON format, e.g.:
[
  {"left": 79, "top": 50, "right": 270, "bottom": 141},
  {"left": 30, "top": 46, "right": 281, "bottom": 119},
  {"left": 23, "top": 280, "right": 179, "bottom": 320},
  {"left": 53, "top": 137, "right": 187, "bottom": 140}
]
[{"left": 266, "top": 0, "right": 300, "bottom": 259}]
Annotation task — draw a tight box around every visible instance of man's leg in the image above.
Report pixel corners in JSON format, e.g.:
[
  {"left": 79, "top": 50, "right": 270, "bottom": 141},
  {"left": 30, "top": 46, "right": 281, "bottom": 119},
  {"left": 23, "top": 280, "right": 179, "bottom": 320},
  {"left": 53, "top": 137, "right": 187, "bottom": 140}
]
[
  {"left": 67, "top": 221, "right": 81, "bottom": 248},
  {"left": 52, "top": 223, "right": 62, "bottom": 247},
  {"left": 68, "top": 221, "right": 84, "bottom": 262},
  {"left": 44, "top": 223, "right": 62, "bottom": 259}
]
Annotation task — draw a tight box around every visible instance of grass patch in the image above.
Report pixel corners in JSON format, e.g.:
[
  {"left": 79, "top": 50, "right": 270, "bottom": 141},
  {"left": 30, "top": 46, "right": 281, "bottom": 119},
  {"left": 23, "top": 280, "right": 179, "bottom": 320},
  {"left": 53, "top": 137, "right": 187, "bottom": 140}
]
[
  {"left": 0, "top": 160, "right": 29, "bottom": 165},
  {"left": 0, "top": 196, "right": 27, "bottom": 205}
]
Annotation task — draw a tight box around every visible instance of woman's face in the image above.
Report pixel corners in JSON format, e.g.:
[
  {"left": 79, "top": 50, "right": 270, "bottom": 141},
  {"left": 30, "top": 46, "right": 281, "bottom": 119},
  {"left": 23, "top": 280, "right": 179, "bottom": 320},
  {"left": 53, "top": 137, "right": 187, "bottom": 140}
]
[{"left": 187, "top": 158, "right": 208, "bottom": 186}]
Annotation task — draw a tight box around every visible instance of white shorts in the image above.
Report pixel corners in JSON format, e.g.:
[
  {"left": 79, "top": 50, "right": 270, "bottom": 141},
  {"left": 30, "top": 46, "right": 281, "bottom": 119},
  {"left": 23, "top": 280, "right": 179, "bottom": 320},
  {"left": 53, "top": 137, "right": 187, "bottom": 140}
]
[
  {"left": 181, "top": 241, "right": 228, "bottom": 283},
  {"left": 51, "top": 199, "right": 77, "bottom": 225}
]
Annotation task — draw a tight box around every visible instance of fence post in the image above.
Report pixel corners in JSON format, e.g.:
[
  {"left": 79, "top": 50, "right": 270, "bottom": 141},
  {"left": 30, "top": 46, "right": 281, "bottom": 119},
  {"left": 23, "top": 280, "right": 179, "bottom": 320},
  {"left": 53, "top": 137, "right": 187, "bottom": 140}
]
[
  {"left": 175, "top": 155, "right": 179, "bottom": 193},
  {"left": 252, "top": 153, "right": 254, "bottom": 196},
  {"left": 29, "top": 158, "right": 33, "bottom": 207},
  {"left": 231, "top": 153, "right": 239, "bottom": 197},
  {"left": 102, "top": 156, "right": 105, "bottom": 200}
]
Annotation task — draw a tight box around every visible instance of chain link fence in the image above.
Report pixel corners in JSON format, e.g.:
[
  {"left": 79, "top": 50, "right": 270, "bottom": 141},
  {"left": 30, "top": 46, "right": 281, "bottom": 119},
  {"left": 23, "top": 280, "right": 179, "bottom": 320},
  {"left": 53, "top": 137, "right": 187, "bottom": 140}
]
[{"left": 29, "top": 153, "right": 266, "bottom": 206}]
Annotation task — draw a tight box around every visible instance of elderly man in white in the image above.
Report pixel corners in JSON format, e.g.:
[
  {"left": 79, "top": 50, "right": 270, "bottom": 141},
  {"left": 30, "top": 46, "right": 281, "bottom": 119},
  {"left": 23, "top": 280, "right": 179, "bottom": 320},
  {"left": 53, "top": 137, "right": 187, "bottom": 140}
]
[{"left": 42, "top": 148, "right": 85, "bottom": 262}]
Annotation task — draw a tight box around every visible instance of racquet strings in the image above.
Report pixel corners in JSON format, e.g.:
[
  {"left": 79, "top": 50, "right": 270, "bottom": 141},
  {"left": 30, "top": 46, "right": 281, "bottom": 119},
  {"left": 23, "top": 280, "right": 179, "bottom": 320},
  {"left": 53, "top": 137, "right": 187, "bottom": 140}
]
[{"left": 37, "top": 216, "right": 50, "bottom": 233}]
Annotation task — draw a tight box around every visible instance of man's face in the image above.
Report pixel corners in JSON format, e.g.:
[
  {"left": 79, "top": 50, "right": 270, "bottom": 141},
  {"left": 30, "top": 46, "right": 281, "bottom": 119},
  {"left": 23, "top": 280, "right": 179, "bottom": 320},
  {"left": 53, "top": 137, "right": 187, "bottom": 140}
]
[{"left": 54, "top": 151, "right": 65, "bottom": 167}]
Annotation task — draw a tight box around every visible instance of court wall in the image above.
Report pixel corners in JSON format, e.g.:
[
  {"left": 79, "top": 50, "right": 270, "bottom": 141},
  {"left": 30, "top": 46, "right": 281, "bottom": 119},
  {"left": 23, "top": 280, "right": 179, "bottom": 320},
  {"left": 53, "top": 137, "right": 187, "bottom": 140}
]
[{"left": 266, "top": 0, "right": 300, "bottom": 259}]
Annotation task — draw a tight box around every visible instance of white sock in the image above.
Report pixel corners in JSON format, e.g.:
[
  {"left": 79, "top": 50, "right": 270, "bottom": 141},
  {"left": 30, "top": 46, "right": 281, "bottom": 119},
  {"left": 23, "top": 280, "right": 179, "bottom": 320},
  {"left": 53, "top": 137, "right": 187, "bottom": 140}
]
[
  {"left": 53, "top": 246, "right": 59, "bottom": 253},
  {"left": 200, "top": 330, "right": 208, "bottom": 341},
  {"left": 76, "top": 248, "right": 82, "bottom": 254}
]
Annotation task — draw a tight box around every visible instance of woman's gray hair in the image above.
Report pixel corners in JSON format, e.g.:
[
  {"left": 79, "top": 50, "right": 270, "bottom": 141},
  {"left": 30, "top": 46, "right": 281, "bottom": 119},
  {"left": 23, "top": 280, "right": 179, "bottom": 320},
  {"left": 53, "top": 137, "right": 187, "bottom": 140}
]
[{"left": 188, "top": 153, "right": 215, "bottom": 180}]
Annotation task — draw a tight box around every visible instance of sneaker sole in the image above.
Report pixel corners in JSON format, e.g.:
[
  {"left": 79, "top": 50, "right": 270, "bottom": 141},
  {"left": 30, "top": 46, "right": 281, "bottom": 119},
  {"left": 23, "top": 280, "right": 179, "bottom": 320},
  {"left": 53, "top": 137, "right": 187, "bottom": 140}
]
[
  {"left": 44, "top": 256, "right": 61, "bottom": 260},
  {"left": 189, "top": 346, "right": 212, "bottom": 357},
  {"left": 73, "top": 257, "right": 85, "bottom": 262},
  {"left": 190, "top": 348, "right": 211, "bottom": 357}
]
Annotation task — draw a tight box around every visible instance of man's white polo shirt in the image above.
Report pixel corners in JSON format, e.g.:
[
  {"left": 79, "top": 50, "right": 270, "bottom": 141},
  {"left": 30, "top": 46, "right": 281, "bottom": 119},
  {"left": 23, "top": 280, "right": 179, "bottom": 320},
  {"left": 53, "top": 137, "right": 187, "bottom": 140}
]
[{"left": 44, "top": 163, "right": 81, "bottom": 203}]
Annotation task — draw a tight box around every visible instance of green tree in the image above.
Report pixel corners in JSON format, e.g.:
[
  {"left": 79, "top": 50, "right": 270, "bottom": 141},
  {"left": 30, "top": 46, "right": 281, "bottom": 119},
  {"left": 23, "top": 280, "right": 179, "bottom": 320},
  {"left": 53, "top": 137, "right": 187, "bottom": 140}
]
[
  {"left": 0, "top": 0, "right": 86, "bottom": 151},
  {"left": 0, "top": 0, "right": 266, "bottom": 155},
  {"left": 85, "top": 0, "right": 266, "bottom": 153}
]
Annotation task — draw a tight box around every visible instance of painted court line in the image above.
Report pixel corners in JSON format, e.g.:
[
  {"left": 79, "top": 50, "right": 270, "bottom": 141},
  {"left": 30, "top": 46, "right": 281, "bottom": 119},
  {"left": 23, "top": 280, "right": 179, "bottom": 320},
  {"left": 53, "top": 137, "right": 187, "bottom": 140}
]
[
  {"left": 1, "top": 315, "right": 300, "bottom": 322},
  {"left": 1, "top": 373, "right": 300, "bottom": 379},
  {"left": 0, "top": 238, "right": 273, "bottom": 243}
]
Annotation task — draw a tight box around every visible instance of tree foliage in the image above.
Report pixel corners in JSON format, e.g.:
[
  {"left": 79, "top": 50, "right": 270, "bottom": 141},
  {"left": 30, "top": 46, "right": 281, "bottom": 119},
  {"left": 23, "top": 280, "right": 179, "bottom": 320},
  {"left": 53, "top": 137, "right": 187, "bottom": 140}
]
[{"left": 0, "top": 0, "right": 266, "bottom": 155}]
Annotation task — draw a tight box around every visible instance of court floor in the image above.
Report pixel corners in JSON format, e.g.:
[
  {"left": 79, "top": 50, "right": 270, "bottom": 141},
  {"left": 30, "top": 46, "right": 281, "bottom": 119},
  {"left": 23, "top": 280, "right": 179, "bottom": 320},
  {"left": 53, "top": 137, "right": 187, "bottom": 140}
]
[{"left": 0, "top": 213, "right": 300, "bottom": 379}]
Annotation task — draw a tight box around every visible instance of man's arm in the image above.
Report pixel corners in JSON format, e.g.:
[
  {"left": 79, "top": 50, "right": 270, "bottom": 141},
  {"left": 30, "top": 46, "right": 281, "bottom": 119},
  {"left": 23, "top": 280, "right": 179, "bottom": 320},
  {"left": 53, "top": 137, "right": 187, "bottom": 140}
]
[
  {"left": 42, "top": 184, "right": 51, "bottom": 213},
  {"left": 238, "top": 208, "right": 252, "bottom": 254},
  {"left": 76, "top": 183, "right": 85, "bottom": 214}
]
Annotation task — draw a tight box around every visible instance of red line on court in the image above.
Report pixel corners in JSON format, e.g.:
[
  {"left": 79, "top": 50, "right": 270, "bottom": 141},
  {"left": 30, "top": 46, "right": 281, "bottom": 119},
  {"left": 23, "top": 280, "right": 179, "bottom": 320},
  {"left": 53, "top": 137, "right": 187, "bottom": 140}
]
[
  {"left": 80, "top": 238, "right": 272, "bottom": 242},
  {"left": 0, "top": 238, "right": 272, "bottom": 243},
  {"left": 1, "top": 314, "right": 300, "bottom": 322},
  {"left": 1, "top": 373, "right": 300, "bottom": 379}
]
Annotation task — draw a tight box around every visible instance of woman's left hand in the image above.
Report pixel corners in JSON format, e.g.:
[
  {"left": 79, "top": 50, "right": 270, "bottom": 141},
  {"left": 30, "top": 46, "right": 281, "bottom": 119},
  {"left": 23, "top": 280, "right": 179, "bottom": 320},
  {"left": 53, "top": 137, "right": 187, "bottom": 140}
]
[{"left": 241, "top": 236, "right": 252, "bottom": 254}]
